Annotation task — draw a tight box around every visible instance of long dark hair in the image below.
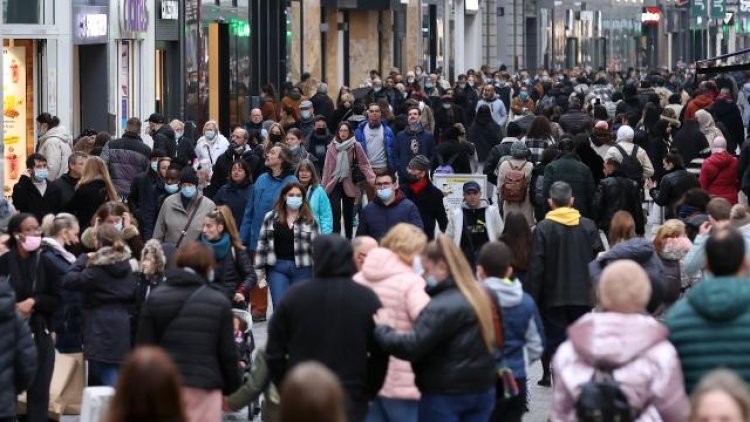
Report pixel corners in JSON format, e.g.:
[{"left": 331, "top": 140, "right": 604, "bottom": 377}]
[
  {"left": 525, "top": 116, "right": 553, "bottom": 140},
  {"left": 499, "top": 212, "right": 532, "bottom": 271},
  {"left": 273, "top": 183, "right": 315, "bottom": 224},
  {"left": 7, "top": 213, "right": 38, "bottom": 249}
]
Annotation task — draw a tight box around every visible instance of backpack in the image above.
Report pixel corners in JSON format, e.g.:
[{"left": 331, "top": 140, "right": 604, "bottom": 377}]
[
  {"left": 575, "top": 367, "right": 634, "bottom": 422},
  {"left": 613, "top": 144, "right": 644, "bottom": 182},
  {"left": 500, "top": 161, "right": 528, "bottom": 203},
  {"left": 435, "top": 152, "right": 461, "bottom": 174}
]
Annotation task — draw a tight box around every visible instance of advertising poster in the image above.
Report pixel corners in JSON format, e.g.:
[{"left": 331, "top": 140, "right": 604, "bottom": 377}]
[
  {"left": 3, "top": 46, "right": 27, "bottom": 196},
  {"left": 433, "top": 174, "right": 488, "bottom": 209}
]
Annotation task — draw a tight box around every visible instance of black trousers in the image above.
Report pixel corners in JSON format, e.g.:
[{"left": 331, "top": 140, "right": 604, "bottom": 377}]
[
  {"left": 330, "top": 183, "right": 355, "bottom": 239},
  {"left": 25, "top": 331, "right": 55, "bottom": 422},
  {"left": 492, "top": 377, "right": 527, "bottom": 422}
]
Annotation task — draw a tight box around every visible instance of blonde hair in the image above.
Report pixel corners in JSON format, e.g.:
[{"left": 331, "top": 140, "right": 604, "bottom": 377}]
[
  {"left": 41, "top": 213, "right": 78, "bottom": 237},
  {"left": 203, "top": 120, "right": 219, "bottom": 132},
  {"left": 424, "top": 235, "right": 495, "bottom": 352},
  {"left": 653, "top": 219, "right": 686, "bottom": 253},
  {"left": 77, "top": 156, "right": 118, "bottom": 202},
  {"left": 169, "top": 119, "right": 185, "bottom": 131},
  {"left": 205, "top": 206, "right": 245, "bottom": 250},
  {"left": 691, "top": 369, "right": 750, "bottom": 422},
  {"left": 380, "top": 223, "right": 427, "bottom": 265},
  {"left": 598, "top": 260, "right": 651, "bottom": 313}
]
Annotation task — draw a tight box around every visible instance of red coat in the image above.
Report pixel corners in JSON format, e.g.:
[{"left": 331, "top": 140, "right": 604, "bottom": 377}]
[
  {"left": 684, "top": 94, "right": 714, "bottom": 121},
  {"left": 700, "top": 151, "right": 739, "bottom": 204}
]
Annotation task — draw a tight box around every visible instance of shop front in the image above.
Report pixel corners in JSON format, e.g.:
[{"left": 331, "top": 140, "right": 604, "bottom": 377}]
[{"left": 73, "top": 3, "right": 110, "bottom": 133}]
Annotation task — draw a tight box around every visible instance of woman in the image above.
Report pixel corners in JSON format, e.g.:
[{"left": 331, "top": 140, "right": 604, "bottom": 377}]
[
  {"left": 279, "top": 362, "right": 347, "bottom": 422},
  {"left": 332, "top": 93, "right": 356, "bottom": 129},
  {"left": 214, "top": 159, "right": 253, "bottom": 227},
  {"left": 696, "top": 109, "right": 725, "bottom": 148},
  {"left": 195, "top": 120, "right": 229, "bottom": 180},
  {"left": 499, "top": 212, "right": 533, "bottom": 283},
  {"left": 590, "top": 120, "right": 615, "bottom": 159},
  {"left": 467, "top": 105, "right": 502, "bottom": 165},
  {"left": 552, "top": 260, "right": 689, "bottom": 421},
  {"left": 266, "top": 123, "right": 286, "bottom": 151},
  {"left": 608, "top": 210, "right": 637, "bottom": 248},
  {"left": 652, "top": 151, "right": 700, "bottom": 220},
  {"left": 353, "top": 224, "right": 430, "bottom": 421},
  {"left": 153, "top": 169, "right": 216, "bottom": 247},
  {"left": 255, "top": 183, "right": 319, "bottom": 307},
  {"left": 261, "top": 83, "right": 279, "bottom": 121},
  {"left": 137, "top": 242, "right": 240, "bottom": 422},
  {"left": 700, "top": 137, "right": 740, "bottom": 205},
  {"left": 435, "top": 125, "right": 474, "bottom": 174},
  {"left": 285, "top": 128, "right": 312, "bottom": 167},
  {"left": 91, "top": 132, "right": 111, "bottom": 157},
  {"left": 36, "top": 112, "right": 73, "bottom": 180},
  {"left": 62, "top": 223, "right": 137, "bottom": 386},
  {"left": 0, "top": 213, "right": 59, "bottom": 422},
  {"left": 170, "top": 119, "right": 198, "bottom": 167},
  {"left": 106, "top": 346, "right": 186, "bottom": 422},
  {"left": 690, "top": 369, "right": 750, "bottom": 422},
  {"left": 654, "top": 219, "right": 695, "bottom": 305},
  {"left": 42, "top": 213, "right": 82, "bottom": 354},
  {"left": 296, "top": 158, "right": 333, "bottom": 235},
  {"left": 497, "top": 142, "right": 534, "bottom": 225},
  {"left": 132, "top": 239, "right": 166, "bottom": 342},
  {"left": 81, "top": 201, "right": 144, "bottom": 260},
  {"left": 521, "top": 115, "right": 556, "bottom": 164},
  {"left": 374, "top": 235, "right": 497, "bottom": 421},
  {"left": 279, "top": 106, "right": 299, "bottom": 133},
  {"left": 321, "top": 122, "right": 376, "bottom": 239},
  {"left": 200, "top": 206, "right": 256, "bottom": 303},
  {"left": 648, "top": 119, "right": 673, "bottom": 182},
  {"left": 66, "top": 156, "right": 119, "bottom": 231}
]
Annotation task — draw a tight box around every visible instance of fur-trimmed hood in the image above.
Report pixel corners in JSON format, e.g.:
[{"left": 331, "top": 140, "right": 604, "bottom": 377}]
[{"left": 87, "top": 246, "right": 132, "bottom": 267}]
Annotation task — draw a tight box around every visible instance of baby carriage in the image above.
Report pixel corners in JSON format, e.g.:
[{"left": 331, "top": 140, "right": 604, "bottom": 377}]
[{"left": 230, "top": 309, "right": 260, "bottom": 420}]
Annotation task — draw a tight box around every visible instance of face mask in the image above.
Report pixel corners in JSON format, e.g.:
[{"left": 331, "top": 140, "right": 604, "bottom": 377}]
[
  {"left": 403, "top": 92, "right": 409, "bottom": 99},
  {"left": 286, "top": 196, "right": 303, "bottom": 210},
  {"left": 207, "top": 270, "right": 215, "bottom": 283},
  {"left": 114, "top": 221, "right": 124, "bottom": 232},
  {"left": 301, "top": 110, "right": 312, "bottom": 120},
  {"left": 150, "top": 161, "right": 159, "bottom": 172},
  {"left": 406, "top": 173, "right": 421, "bottom": 183},
  {"left": 19, "top": 235, "right": 42, "bottom": 252},
  {"left": 412, "top": 255, "right": 424, "bottom": 275},
  {"left": 468, "top": 82, "right": 475, "bottom": 87},
  {"left": 425, "top": 83, "right": 433, "bottom": 89},
  {"left": 315, "top": 128, "right": 327, "bottom": 135},
  {"left": 442, "top": 103, "right": 452, "bottom": 110},
  {"left": 524, "top": 79, "right": 531, "bottom": 85},
  {"left": 205, "top": 130, "right": 216, "bottom": 140},
  {"left": 165, "top": 183, "right": 179, "bottom": 194},
  {"left": 270, "top": 134, "right": 283, "bottom": 143},
  {"left": 33, "top": 169, "right": 49, "bottom": 182},
  {"left": 175, "top": 131, "right": 183, "bottom": 140},
  {"left": 407, "top": 78, "right": 415, "bottom": 84},
  {"left": 373, "top": 87, "right": 382, "bottom": 93},
  {"left": 519, "top": 92, "right": 529, "bottom": 100},
  {"left": 377, "top": 188, "right": 394, "bottom": 202},
  {"left": 458, "top": 83, "right": 466, "bottom": 89},
  {"left": 38, "top": 126, "right": 47, "bottom": 136},
  {"left": 181, "top": 185, "right": 197, "bottom": 199},
  {"left": 416, "top": 70, "right": 423, "bottom": 76},
  {"left": 425, "top": 275, "right": 438, "bottom": 288}
]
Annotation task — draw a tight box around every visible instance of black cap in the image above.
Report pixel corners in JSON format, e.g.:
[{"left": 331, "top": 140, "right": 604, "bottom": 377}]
[
  {"left": 146, "top": 113, "right": 165, "bottom": 124},
  {"left": 180, "top": 168, "right": 199, "bottom": 185}
]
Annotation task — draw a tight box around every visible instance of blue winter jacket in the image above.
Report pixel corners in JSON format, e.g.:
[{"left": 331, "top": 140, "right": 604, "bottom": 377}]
[
  {"left": 214, "top": 179, "right": 252, "bottom": 229},
  {"left": 239, "top": 171, "right": 298, "bottom": 250},
  {"left": 394, "top": 124, "right": 436, "bottom": 180},
  {"left": 356, "top": 190, "right": 423, "bottom": 241},
  {"left": 354, "top": 120, "right": 396, "bottom": 170},
  {"left": 307, "top": 185, "right": 333, "bottom": 235}
]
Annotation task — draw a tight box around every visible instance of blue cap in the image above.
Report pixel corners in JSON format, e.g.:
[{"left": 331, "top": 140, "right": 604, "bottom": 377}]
[{"left": 463, "top": 181, "right": 481, "bottom": 193}]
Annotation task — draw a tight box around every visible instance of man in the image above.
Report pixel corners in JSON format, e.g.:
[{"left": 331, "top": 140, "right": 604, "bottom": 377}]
[
  {"left": 147, "top": 113, "right": 177, "bottom": 159},
  {"left": 244, "top": 108, "right": 268, "bottom": 142},
  {"left": 356, "top": 172, "right": 423, "bottom": 241},
  {"left": 267, "top": 235, "right": 387, "bottom": 421},
  {"left": 240, "top": 144, "right": 298, "bottom": 322},
  {"left": 604, "top": 125, "right": 655, "bottom": 182},
  {"left": 102, "top": 117, "right": 152, "bottom": 197},
  {"left": 527, "top": 181, "right": 603, "bottom": 386},
  {"left": 352, "top": 236, "right": 378, "bottom": 272},
  {"left": 400, "top": 156, "right": 448, "bottom": 240},
  {"left": 667, "top": 228, "right": 750, "bottom": 392},
  {"left": 383, "top": 76, "right": 403, "bottom": 110},
  {"left": 364, "top": 78, "right": 388, "bottom": 106},
  {"left": 12, "top": 154, "right": 63, "bottom": 222},
  {"left": 309, "top": 82, "right": 335, "bottom": 123},
  {"left": 51, "top": 151, "right": 86, "bottom": 208},
  {"left": 355, "top": 104, "right": 396, "bottom": 173},
  {"left": 510, "top": 87, "right": 536, "bottom": 117},
  {"left": 683, "top": 80, "right": 718, "bottom": 121},
  {"left": 445, "top": 181, "right": 504, "bottom": 268},
  {"left": 394, "top": 107, "right": 436, "bottom": 181},
  {"left": 595, "top": 158, "right": 645, "bottom": 236},
  {"left": 434, "top": 94, "right": 466, "bottom": 141},
  {"left": 129, "top": 150, "right": 169, "bottom": 240},
  {"left": 543, "top": 138, "right": 597, "bottom": 219},
  {"left": 206, "top": 127, "right": 263, "bottom": 198},
  {"left": 558, "top": 97, "right": 594, "bottom": 136},
  {"left": 712, "top": 87, "right": 744, "bottom": 150},
  {"left": 298, "top": 100, "right": 316, "bottom": 140},
  {"left": 476, "top": 84, "right": 508, "bottom": 127},
  {"left": 305, "top": 115, "right": 332, "bottom": 176}
]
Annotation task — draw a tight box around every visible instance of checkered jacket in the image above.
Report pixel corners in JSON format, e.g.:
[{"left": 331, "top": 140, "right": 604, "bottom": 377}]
[{"left": 254, "top": 210, "right": 318, "bottom": 279}]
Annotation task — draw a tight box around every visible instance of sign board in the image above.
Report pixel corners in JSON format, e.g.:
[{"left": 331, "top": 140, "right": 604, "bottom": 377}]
[
  {"left": 713, "top": 0, "right": 727, "bottom": 18},
  {"left": 2, "top": 47, "right": 28, "bottom": 196},
  {"left": 741, "top": 0, "right": 750, "bottom": 13},
  {"left": 692, "top": 0, "right": 708, "bottom": 17},
  {"left": 161, "top": 0, "right": 178, "bottom": 20},
  {"left": 433, "top": 174, "right": 488, "bottom": 209},
  {"left": 641, "top": 7, "right": 661, "bottom": 24},
  {"left": 73, "top": 6, "right": 109, "bottom": 44},
  {"left": 119, "top": 0, "right": 149, "bottom": 39}
]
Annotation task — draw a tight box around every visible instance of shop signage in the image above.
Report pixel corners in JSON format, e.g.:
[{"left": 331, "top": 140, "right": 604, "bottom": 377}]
[
  {"left": 73, "top": 6, "right": 109, "bottom": 44},
  {"left": 742, "top": 0, "right": 750, "bottom": 12},
  {"left": 641, "top": 7, "right": 661, "bottom": 24},
  {"left": 2, "top": 47, "right": 28, "bottom": 195},
  {"left": 713, "top": 0, "right": 727, "bottom": 18},
  {"left": 692, "top": 0, "right": 708, "bottom": 17},
  {"left": 119, "top": 0, "right": 149, "bottom": 38},
  {"left": 161, "top": 0, "right": 178, "bottom": 20}
]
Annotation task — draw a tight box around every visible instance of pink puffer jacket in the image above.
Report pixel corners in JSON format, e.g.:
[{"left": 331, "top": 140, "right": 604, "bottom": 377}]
[
  {"left": 353, "top": 247, "right": 430, "bottom": 400},
  {"left": 552, "top": 313, "right": 689, "bottom": 422}
]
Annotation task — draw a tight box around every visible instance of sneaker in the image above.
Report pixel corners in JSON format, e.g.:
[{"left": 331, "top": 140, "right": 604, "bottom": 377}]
[{"left": 252, "top": 315, "right": 267, "bottom": 323}]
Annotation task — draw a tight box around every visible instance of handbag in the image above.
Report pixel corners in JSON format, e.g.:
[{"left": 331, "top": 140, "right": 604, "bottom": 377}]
[{"left": 350, "top": 147, "right": 366, "bottom": 184}]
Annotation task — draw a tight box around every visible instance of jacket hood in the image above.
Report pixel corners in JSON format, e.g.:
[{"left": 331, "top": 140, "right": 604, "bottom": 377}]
[
  {"left": 0, "top": 278, "right": 15, "bottom": 323},
  {"left": 687, "top": 277, "right": 750, "bottom": 321},
  {"left": 545, "top": 207, "right": 581, "bottom": 226},
  {"left": 708, "top": 151, "right": 736, "bottom": 169},
  {"left": 166, "top": 268, "right": 208, "bottom": 286},
  {"left": 287, "top": 91, "right": 302, "bottom": 101},
  {"left": 485, "top": 277, "right": 523, "bottom": 307},
  {"left": 359, "top": 247, "right": 413, "bottom": 282},
  {"left": 88, "top": 246, "right": 133, "bottom": 277},
  {"left": 696, "top": 110, "right": 716, "bottom": 131},
  {"left": 600, "top": 238, "right": 657, "bottom": 264},
  {"left": 569, "top": 313, "right": 668, "bottom": 367},
  {"left": 312, "top": 235, "right": 357, "bottom": 278},
  {"left": 41, "top": 125, "right": 73, "bottom": 144}
]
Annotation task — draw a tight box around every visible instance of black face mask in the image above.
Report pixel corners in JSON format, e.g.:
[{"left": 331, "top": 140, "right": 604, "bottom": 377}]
[
  {"left": 314, "top": 128, "right": 327, "bottom": 136},
  {"left": 406, "top": 173, "right": 422, "bottom": 183},
  {"left": 270, "top": 134, "right": 283, "bottom": 143}
]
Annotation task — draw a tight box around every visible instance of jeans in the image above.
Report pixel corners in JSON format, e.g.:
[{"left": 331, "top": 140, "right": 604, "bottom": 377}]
[
  {"left": 26, "top": 331, "right": 55, "bottom": 422},
  {"left": 88, "top": 360, "right": 120, "bottom": 387},
  {"left": 330, "top": 183, "right": 355, "bottom": 239},
  {"left": 418, "top": 388, "right": 495, "bottom": 422},
  {"left": 366, "top": 396, "right": 419, "bottom": 422},
  {"left": 268, "top": 260, "right": 313, "bottom": 307}
]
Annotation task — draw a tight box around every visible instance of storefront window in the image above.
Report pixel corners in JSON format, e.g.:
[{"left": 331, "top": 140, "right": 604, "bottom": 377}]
[{"left": 3, "top": 0, "right": 54, "bottom": 24}]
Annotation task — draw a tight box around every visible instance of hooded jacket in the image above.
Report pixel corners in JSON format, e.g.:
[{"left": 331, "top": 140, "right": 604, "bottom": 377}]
[
  {"left": 700, "top": 151, "right": 739, "bottom": 204},
  {"left": 104, "top": 132, "right": 151, "bottom": 196},
  {"left": 558, "top": 108, "right": 594, "bottom": 135},
  {"left": 62, "top": 248, "right": 136, "bottom": 363},
  {"left": 467, "top": 112, "right": 503, "bottom": 162},
  {"left": 553, "top": 313, "right": 689, "bottom": 421},
  {"left": 667, "top": 277, "right": 750, "bottom": 392},
  {"left": 712, "top": 96, "right": 744, "bottom": 151},
  {"left": 266, "top": 235, "right": 388, "bottom": 420},
  {"left": 476, "top": 94, "right": 508, "bottom": 127},
  {"left": 356, "top": 190, "right": 424, "bottom": 241},
  {"left": 353, "top": 247, "right": 430, "bottom": 400},
  {"left": 0, "top": 279, "right": 37, "bottom": 418},
  {"left": 672, "top": 120, "right": 710, "bottom": 165},
  {"left": 684, "top": 94, "right": 715, "bottom": 121},
  {"left": 239, "top": 170, "right": 298, "bottom": 250},
  {"left": 38, "top": 126, "right": 73, "bottom": 180}
]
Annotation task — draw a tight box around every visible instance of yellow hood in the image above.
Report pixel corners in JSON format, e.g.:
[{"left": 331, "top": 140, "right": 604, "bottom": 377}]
[{"left": 545, "top": 207, "right": 581, "bottom": 226}]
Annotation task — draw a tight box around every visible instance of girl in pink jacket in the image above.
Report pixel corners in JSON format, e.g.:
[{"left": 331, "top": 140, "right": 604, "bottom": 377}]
[{"left": 353, "top": 223, "right": 430, "bottom": 421}]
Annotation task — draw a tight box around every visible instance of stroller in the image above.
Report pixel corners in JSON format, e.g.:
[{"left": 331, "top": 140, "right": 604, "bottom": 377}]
[{"left": 228, "top": 308, "right": 260, "bottom": 420}]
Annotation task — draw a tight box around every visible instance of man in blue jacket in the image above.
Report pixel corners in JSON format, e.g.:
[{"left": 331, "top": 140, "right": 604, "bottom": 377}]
[
  {"left": 356, "top": 171, "right": 423, "bottom": 241},
  {"left": 394, "top": 107, "right": 435, "bottom": 181},
  {"left": 354, "top": 103, "right": 396, "bottom": 173},
  {"left": 239, "top": 144, "right": 298, "bottom": 321}
]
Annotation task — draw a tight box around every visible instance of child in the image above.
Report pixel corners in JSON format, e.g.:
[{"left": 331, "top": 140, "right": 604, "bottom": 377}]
[
  {"left": 477, "top": 241, "right": 545, "bottom": 422},
  {"left": 223, "top": 348, "right": 280, "bottom": 422},
  {"left": 232, "top": 309, "right": 254, "bottom": 370}
]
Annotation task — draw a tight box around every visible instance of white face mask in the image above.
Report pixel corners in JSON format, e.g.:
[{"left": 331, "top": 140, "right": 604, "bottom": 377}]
[{"left": 412, "top": 255, "right": 424, "bottom": 276}]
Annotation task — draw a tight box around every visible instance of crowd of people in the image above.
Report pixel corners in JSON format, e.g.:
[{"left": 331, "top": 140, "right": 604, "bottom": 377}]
[{"left": 6, "top": 62, "right": 750, "bottom": 422}]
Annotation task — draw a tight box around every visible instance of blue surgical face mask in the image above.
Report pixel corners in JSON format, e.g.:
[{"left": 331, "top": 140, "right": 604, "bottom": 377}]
[
  {"left": 205, "top": 130, "right": 216, "bottom": 140},
  {"left": 181, "top": 185, "right": 197, "bottom": 199},
  {"left": 377, "top": 188, "right": 393, "bottom": 202},
  {"left": 426, "top": 275, "right": 438, "bottom": 288},
  {"left": 165, "top": 183, "right": 179, "bottom": 194},
  {"left": 519, "top": 92, "right": 529, "bottom": 100},
  {"left": 150, "top": 161, "right": 158, "bottom": 172},
  {"left": 286, "top": 196, "right": 303, "bottom": 210},
  {"left": 33, "top": 169, "right": 49, "bottom": 182}
]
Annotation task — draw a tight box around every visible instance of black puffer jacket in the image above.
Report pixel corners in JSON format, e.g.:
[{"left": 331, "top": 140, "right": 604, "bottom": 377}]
[
  {"left": 0, "top": 279, "right": 37, "bottom": 419},
  {"left": 153, "top": 125, "right": 177, "bottom": 159},
  {"left": 137, "top": 269, "right": 240, "bottom": 393},
  {"left": 106, "top": 132, "right": 151, "bottom": 196},
  {"left": 62, "top": 249, "right": 136, "bottom": 363},
  {"left": 375, "top": 277, "right": 496, "bottom": 395},
  {"left": 651, "top": 167, "right": 700, "bottom": 220},
  {"left": 558, "top": 109, "right": 593, "bottom": 135},
  {"left": 595, "top": 170, "right": 645, "bottom": 235}
]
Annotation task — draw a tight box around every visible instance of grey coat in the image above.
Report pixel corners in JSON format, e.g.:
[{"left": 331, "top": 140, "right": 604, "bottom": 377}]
[{"left": 153, "top": 194, "right": 216, "bottom": 245}]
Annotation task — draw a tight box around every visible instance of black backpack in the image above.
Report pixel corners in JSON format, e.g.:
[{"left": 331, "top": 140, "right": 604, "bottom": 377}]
[
  {"left": 613, "top": 144, "right": 644, "bottom": 183},
  {"left": 575, "top": 367, "right": 634, "bottom": 422}
]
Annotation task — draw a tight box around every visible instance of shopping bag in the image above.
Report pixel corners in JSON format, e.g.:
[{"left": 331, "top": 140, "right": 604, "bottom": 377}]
[{"left": 49, "top": 352, "right": 86, "bottom": 417}]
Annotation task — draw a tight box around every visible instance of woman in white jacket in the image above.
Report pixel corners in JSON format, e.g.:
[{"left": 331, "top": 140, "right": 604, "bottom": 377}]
[
  {"left": 36, "top": 113, "right": 73, "bottom": 180},
  {"left": 194, "top": 120, "right": 229, "bottom": 181}
]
